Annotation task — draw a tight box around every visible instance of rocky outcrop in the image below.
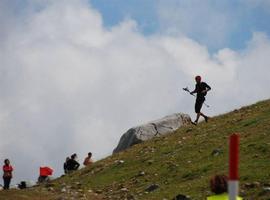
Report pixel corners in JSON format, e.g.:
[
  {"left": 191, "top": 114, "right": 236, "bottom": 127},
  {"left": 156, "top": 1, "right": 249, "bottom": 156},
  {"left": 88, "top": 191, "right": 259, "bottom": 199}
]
[{"left": 113, "top": 113, "right": 191, "bottom": 154}]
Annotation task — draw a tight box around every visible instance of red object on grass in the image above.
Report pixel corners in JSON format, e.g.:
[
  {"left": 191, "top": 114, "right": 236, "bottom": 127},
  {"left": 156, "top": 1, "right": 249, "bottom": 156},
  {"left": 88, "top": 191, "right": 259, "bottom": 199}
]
[
  {"left": 229, "top": 134, "right": 239, "bottom": 180},
  {"left": 40, "top": 167, "right": 53, "bottom": 176}
]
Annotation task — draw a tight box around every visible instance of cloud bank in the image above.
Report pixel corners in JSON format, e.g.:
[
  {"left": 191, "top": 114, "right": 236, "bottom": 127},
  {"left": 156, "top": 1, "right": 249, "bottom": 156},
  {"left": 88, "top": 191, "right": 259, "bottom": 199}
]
[
  {"left": 0, "top": 0, "right": 269, "bottom": 183},
  {"left": 157, "top": 0, "right": 235, "bottom": 49}
]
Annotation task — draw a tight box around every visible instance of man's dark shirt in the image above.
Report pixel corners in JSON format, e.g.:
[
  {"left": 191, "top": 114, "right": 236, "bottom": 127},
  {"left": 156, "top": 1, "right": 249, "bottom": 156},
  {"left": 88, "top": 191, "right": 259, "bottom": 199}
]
[
  {"left": 66, "top": 159, "right": 80, "bottom": 171},
  {"left": 63, "top": 162, "right": 68, "bottom": 174},
  {"left": 194, "top": 82, "right": 211, "bottom": 99}
]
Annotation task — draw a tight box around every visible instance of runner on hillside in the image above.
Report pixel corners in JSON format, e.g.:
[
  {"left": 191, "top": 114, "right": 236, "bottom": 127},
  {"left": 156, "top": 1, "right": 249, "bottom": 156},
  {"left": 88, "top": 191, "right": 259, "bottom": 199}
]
[{"left": 190, "top": 75, "right": 211, "bottom": 125}]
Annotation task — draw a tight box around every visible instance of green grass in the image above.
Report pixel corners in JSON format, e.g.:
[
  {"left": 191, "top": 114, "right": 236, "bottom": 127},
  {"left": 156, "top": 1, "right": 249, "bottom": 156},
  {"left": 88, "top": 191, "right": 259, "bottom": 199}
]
[{"left": 1, "top": 99, "right": 270, "bottom": 200}]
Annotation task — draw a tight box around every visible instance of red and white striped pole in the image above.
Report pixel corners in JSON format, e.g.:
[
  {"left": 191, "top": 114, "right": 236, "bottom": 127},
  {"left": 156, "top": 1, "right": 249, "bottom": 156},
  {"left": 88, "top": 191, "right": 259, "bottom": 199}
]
[{"left": 229, "top": 134, "right": 240, "bottom": 200}]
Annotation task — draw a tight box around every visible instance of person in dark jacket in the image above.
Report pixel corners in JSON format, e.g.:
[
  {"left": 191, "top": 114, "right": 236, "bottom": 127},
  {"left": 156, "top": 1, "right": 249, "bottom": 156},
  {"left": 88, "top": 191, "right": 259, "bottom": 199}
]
[
  {"left": 2, "top": 159, "right": 13, "bottom": 190},
  {"left": 190, "top": 75, "right": 211, "bottom": 125},
  {"left": 63, "top": 157, "right": 70, "bottom": 174},
  {"left": 66, "top": 154, "right": 80, "bottom": 172}
]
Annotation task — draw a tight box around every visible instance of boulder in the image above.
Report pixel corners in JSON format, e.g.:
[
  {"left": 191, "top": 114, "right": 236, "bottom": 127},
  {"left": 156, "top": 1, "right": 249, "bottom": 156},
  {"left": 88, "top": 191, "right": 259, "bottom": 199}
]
[{"left": 113, "top": 113, "right": 191, "bottom": 153}]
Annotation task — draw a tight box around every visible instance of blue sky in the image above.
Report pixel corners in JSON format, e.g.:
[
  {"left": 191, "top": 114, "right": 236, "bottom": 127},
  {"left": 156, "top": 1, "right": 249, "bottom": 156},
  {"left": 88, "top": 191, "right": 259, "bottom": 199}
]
[
  {"left": 90, "top": 0, "right": 270, "bottom": 51},
  {"left": 90, "top": 0, "right": 158, "bottom": 34}
]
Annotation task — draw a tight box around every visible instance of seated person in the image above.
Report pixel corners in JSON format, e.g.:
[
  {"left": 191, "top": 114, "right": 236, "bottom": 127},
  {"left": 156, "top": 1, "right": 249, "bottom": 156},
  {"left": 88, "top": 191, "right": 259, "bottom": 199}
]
[
  {"left": 66, "top": 153, "right": 80, "bottom": 172},
  {"left": 63, "top": 157, "right": 70, "bottom": 174},
  {"left": 83, "top": 152, "right": 93, "bottom": 166}
]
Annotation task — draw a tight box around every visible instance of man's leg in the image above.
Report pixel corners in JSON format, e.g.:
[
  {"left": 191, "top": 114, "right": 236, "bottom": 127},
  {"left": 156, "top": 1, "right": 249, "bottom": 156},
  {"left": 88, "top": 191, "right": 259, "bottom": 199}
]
[
  {"left": 7, "top": 178, "right": 11, "bottom": 189},
  {"left": 3, "top": 177, "right": 7, "bottom": 189},
  {"left": 3, "top": 177, "right": 11, "bottom": 189},
  {"left": 194, "top": 98, "right": 204, "bottom": 124},
  {"left": 194, "top": 113, "right": 200, "bottom": 123},
  {"left": 200, "top": 112, "right": 209, "bottom": 122}
]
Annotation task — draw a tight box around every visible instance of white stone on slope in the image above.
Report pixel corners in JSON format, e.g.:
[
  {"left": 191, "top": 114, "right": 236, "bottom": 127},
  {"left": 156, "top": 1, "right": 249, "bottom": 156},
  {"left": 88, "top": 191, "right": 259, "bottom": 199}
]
[{"left": 113, "top": 113, "right": 191, "bottom": 153}]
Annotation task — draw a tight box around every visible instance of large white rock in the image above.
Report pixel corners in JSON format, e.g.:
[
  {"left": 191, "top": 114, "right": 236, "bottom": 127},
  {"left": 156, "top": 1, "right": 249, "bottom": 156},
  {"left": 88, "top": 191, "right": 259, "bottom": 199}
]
[{"left": 113, "top": 113, "right": 191, "bottom": 153}]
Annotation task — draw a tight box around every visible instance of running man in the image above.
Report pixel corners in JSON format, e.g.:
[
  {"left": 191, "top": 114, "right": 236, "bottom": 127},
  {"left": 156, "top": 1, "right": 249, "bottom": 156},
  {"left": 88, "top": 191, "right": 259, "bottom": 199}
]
[{"left": 190, "top": 75, "right": 211, "bottom": 125}]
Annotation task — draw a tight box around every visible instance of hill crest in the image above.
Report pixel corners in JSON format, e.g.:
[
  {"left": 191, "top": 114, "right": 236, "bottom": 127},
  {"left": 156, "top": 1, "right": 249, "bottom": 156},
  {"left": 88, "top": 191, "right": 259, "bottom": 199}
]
[{"left": 1, "top": 99, "right": 270, "bottom": 200}]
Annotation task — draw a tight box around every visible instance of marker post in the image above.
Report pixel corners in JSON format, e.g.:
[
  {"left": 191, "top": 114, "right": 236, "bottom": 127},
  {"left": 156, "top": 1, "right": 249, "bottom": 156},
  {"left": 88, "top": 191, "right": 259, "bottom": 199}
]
[{"left": 229, "top": 134, "right": 240, "bottom": 200}]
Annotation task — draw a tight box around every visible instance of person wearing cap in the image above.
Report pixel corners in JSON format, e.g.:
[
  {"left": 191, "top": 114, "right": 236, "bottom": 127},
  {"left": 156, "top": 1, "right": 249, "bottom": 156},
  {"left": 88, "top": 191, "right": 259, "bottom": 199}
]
[
  {"left": 190, "top": 75, "right": 211, "bottom": 125},
  {"left": 207, "top": 175, "right": 242, "bottom": 200}
]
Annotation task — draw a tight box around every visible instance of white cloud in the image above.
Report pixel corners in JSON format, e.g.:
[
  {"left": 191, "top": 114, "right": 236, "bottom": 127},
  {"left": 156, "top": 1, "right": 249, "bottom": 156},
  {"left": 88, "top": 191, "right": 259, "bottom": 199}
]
[
  {"left": 156, "top": 0, "right": 235, "bottom": 49},
  {"left": 0, "top": 0, "right": 269, "bottom": 183}
]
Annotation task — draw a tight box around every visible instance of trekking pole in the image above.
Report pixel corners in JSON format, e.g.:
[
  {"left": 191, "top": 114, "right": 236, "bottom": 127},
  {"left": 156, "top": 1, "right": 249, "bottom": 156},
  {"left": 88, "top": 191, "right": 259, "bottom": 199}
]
[{"left": 182, "top": 87, "right": 210, "bottom": 108}]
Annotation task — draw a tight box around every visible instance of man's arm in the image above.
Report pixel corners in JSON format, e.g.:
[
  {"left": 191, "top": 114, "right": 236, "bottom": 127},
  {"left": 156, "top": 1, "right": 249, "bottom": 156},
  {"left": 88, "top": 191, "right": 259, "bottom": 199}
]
[
  {"left": 75, "top": 161, "right": 80, "bottom": 169},
  {"left": 190, "top": 90, "right": 195, "bottom": 95},
  {"left": 202, "top": 83, "right": 211, "bottom": 93},
  {"left": 190, "top": 85, "right": 198, "bottom": 95}
]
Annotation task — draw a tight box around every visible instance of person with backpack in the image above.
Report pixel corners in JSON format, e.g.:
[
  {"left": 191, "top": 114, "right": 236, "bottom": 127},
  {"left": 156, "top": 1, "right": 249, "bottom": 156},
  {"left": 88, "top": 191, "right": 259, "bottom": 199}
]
[
  {"left": 207, "top": 175, "right": 242, "bottom": 200},
  {"left": 2, "top": 159, "right": 13, "bottom": 190},
  {"left": 83, "top": 152, "right": 93, "bottom": 166},
  {"left": 63, "top": 157, "right": 70, "bottom": 174},
  {"left": 190, "top": 75, "right": 211, "bottom": 125},
  {"left": 66, "top": 153, "right": 80, "bottom": 172}
]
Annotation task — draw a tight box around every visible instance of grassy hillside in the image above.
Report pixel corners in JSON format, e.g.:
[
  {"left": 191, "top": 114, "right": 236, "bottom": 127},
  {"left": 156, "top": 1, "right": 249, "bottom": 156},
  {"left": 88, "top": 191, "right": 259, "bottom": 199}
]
[{"left": 1, "top": 99, "right": 270, "bottom": 200}]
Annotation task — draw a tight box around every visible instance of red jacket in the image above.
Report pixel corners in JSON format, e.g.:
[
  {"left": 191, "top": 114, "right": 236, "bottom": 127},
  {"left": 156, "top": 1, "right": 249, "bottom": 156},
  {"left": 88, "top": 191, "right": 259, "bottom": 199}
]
[{"left": 3, "top": 165, "right": 13, "bottom": 178}]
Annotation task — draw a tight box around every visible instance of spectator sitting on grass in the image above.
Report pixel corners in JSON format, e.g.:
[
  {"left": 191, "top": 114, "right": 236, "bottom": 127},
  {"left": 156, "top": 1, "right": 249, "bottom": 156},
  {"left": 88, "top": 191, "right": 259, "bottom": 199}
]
[
  {"left": 66, "top": 153, "right": 80, "bottom": 172},
  {"left": 83, "top": 152, "right": 93, "bottom": 166}
]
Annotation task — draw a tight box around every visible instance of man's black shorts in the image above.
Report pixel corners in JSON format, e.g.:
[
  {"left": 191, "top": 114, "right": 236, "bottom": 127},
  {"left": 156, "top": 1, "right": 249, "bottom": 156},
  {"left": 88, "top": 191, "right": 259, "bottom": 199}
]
[{"left": 195, "top": 97, "right": 205, "bottom": 113}]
